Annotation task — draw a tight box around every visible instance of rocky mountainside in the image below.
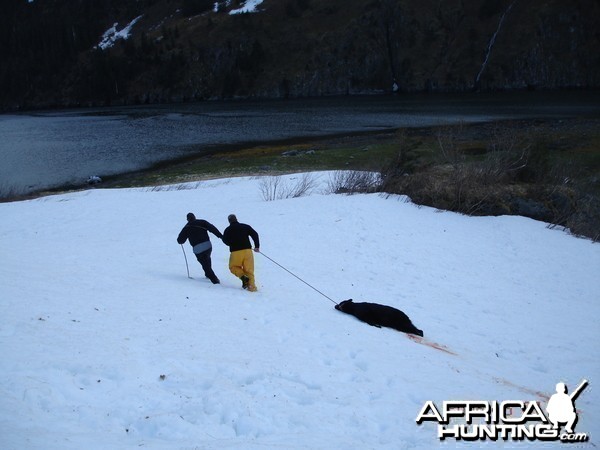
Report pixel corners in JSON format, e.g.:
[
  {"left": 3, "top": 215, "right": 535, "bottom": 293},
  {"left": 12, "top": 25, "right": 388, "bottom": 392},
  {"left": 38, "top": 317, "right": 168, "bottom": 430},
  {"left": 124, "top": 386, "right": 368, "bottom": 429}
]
[{"left": 2, "top": 0, "right": 599, "bottom": 110}]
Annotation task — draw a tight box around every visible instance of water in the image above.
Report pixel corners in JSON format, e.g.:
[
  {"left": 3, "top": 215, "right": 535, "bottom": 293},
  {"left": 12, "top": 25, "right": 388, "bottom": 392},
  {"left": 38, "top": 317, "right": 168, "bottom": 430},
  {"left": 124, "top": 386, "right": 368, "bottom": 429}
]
[{"left": 1, "top": 91, "right": 599, "bottom": 196}]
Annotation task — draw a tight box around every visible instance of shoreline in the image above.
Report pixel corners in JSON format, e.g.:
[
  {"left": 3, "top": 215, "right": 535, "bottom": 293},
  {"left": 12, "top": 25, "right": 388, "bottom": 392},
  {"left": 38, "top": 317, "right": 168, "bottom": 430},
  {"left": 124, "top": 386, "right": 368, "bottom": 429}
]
[{"left": 3, "top": 115, "right": 599, "bottom": 203}]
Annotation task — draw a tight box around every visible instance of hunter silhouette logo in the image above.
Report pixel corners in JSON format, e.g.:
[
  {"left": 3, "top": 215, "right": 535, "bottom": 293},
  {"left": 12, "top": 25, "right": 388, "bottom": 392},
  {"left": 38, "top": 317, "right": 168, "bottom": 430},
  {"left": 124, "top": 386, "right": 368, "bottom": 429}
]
[
  {"left": 416, "top": 379, "right": 590, "bottom": 442},
  {"left": 546, "top": 380, "right": 587, "bottom": 434}
]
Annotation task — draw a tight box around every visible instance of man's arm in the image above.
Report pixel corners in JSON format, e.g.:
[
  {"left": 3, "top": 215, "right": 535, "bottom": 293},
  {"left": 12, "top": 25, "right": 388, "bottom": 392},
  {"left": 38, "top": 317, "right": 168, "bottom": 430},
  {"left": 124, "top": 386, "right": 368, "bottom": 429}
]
[
  {"left": 221, "top": 227, "right": 230, "bottom": 246},
  {"left": 200, "top": 220, "right": 223, "bottom": 239},
  {"left": 177, "top": 226, "right": 188, "bottom": 244},
  {"left": 248, "top": 225, "right": 260, "bottom": 250}
]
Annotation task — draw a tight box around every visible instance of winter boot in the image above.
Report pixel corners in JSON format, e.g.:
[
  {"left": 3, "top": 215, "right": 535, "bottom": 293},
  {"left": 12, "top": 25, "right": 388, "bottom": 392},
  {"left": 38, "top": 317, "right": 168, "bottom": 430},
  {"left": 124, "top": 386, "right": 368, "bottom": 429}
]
[{"left": 240, "top": 275, "right": 250, "bottom": 289}]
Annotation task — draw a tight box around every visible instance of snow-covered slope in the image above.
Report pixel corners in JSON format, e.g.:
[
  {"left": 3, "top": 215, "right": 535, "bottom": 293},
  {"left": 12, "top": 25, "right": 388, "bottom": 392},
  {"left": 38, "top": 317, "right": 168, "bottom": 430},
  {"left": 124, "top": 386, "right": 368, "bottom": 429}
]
[{"left": 0, "top": 173, "right": 598, "bottom": 449}]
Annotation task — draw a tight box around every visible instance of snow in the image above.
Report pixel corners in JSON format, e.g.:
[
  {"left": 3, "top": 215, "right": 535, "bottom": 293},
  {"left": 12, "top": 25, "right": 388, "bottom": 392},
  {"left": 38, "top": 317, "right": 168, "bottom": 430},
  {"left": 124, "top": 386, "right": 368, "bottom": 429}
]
[
  {"left": 230, "top": 0, "right": 264, "bottom": 15},
  {"left": 0, "top": 172, "right": 598, "bottom": 449},
  {"left": 96, "top": 16, "right": 143, "bottom": 50}
]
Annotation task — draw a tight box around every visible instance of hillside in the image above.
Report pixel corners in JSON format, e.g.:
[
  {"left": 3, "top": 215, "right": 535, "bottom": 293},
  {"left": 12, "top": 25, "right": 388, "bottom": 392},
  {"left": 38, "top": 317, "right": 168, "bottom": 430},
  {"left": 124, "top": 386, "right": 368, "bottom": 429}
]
[
  {"left": 1, "top": 173, "right": 599, "bottom": 448},
  {"left": 2, "top": 0, "right": 599, "bottom": 110}
]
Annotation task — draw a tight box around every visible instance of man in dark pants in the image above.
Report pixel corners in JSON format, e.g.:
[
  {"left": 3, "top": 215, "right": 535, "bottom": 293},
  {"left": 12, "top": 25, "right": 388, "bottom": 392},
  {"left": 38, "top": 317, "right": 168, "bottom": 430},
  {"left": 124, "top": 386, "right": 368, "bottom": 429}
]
[{"left": 177, "top": 212, "right": 223, "bottom": 284}]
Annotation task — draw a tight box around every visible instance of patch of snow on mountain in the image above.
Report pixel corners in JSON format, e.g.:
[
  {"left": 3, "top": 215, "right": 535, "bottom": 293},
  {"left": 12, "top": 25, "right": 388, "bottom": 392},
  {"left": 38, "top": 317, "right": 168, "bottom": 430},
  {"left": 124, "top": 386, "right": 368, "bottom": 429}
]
[
  {"left": 230, "top": 0, "right": 264, "bottom": 15},
  {"left": 96, "top": 16, "right": 143, "bottom": 50}
]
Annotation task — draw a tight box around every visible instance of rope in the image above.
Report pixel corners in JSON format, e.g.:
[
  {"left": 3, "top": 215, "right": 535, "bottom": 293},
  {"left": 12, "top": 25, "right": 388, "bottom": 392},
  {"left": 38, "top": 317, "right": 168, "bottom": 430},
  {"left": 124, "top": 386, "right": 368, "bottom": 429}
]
[{"left": 259, "top": 251, "right": 338, "bottom": 305}]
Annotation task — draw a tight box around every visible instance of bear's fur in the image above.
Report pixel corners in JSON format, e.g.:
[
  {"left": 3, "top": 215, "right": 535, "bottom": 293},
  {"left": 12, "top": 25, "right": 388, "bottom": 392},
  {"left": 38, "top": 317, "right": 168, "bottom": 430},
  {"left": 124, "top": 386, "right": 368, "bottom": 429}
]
[{"left": 335, "top": 299, "right": 423, "bottom": 337}]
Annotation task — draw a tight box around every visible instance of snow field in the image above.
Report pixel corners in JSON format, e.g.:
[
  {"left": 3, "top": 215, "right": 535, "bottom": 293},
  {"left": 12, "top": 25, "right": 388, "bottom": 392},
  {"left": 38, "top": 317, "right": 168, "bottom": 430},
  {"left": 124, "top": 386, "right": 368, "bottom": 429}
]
[{"left": 0, "top": 172, "right": 598, "bottom": 449}]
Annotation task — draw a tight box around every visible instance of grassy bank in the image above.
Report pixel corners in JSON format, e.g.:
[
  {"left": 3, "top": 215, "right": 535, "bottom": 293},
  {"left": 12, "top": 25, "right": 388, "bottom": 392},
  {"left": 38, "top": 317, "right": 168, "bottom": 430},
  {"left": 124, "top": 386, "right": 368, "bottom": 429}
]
[
  {"left": 101, "top": 117, "right": 598, "bottom": 187},
  {"left": 380, "top": 118, "right": 600, "bottom": 241},
  {"left": 100, "top": 131, "right": 402, "bottom": 188},
  {"left": 12, "top": 117, "right": 600, "bottom": 240}
]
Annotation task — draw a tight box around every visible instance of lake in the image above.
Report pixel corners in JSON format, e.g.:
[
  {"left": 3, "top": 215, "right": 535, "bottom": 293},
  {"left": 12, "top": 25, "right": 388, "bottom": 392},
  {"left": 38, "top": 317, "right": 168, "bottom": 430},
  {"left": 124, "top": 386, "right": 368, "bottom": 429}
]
[{"left": 1, "top": 91, "right": 599, "bottom": 197}]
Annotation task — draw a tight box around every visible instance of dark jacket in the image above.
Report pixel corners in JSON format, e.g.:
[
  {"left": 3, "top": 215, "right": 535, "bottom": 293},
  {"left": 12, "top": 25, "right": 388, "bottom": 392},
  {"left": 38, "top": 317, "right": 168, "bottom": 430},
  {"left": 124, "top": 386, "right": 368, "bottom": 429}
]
[
  {"left": 177, "top": 219, "right": 223, "bottom": 253},
  {"left": 222, "top": 222, "right": 260, "bottom": 252}
]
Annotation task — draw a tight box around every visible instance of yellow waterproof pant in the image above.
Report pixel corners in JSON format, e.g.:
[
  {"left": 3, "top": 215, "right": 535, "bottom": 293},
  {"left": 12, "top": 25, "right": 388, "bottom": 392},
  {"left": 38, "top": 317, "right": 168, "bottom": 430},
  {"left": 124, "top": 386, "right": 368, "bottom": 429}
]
[{"left": 229, "top": 249, "right": 256, "bottom": 291}]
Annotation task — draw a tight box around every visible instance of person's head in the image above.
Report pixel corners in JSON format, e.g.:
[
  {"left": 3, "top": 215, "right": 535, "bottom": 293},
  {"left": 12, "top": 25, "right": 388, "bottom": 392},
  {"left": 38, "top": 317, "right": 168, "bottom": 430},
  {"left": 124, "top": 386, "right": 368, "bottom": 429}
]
[
  {"left": 556, "top": 382, "right": 567, "bottom": 394},
  {"left": 186, "top": 212, "right": 196, "bottom": 223},
  {"left": 228, "top": 214, "right": 238, "bottom": 224}
]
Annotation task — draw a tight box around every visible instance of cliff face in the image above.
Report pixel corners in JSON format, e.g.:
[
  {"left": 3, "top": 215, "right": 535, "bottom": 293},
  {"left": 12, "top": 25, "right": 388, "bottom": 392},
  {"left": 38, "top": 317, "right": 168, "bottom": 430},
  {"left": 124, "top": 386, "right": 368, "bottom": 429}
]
[{"left": 2, "top": 0, "right": 599, "bottom": 110}]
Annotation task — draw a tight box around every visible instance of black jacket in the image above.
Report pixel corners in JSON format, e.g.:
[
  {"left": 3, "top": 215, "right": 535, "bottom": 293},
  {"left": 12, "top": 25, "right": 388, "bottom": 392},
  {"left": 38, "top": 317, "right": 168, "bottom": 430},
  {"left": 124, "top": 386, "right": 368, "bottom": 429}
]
[
  {"left": 177, "top": 219, "right": 223, "bottom": 248},
  {"left": 222, "top": 222, "right": 260, "bottom": 252}
]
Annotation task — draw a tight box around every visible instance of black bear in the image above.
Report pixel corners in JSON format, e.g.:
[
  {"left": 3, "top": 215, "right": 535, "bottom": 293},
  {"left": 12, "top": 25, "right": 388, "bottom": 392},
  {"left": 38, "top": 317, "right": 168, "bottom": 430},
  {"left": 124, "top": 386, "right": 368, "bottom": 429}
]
[{"left": 335, "top": 299, "right": 423, "bottom": 337}]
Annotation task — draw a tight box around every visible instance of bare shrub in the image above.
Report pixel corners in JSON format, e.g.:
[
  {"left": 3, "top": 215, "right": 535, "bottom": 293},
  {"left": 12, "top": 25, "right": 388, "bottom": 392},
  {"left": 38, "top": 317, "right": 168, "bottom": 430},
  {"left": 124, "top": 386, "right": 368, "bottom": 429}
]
[
  {"left": 259, "top": 173, "right": 318, "bottom": 201},
  {"left": 282, "top": 173, "right": 318, "bottom": 198},
  {"left": 435, "top": 124, "right": 466, "bottom": 169},
  {"left": 146, "top": 182, "right": 203, "bottom": 192},
  {"left": 566, "top": 193, "right": 600, "bottom": 241},
  {"left": 380, "top": 130, "right": 425, "bottom": 183},
  {"left": 432, "top": 125, "right": 474, "bottom": 210},
  {"left": 326, "top": 170, "right": 381, "bottom": 195},
  {"left": 430, "top": 124, "right": 533, "bottom": 212},
  {"left": 478, "top": 125, "right": 531, "bottom": 184},
  {"left": 379, "top": 120, "right": 600, "bottom": 241},
  {"left": 259, "top": 176, "right": 285, "bottom": 201}
]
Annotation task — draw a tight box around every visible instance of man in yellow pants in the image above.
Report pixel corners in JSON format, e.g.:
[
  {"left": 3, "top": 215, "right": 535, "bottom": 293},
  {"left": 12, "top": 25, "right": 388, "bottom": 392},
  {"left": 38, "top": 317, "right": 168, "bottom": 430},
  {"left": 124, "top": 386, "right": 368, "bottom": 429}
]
[{"left": 222, "top": 214, "right": 260, "bottom": 291}]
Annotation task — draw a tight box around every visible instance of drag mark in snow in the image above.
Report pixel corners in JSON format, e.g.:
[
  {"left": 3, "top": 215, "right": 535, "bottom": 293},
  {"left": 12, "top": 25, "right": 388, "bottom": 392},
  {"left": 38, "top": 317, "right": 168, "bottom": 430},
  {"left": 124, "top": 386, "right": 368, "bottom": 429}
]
[
  {"left": 406, "top": 334, "right": 457, "bottom": 355},
  {"left": 494, "top": 377, "right": 550, "bottom": 403}
]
